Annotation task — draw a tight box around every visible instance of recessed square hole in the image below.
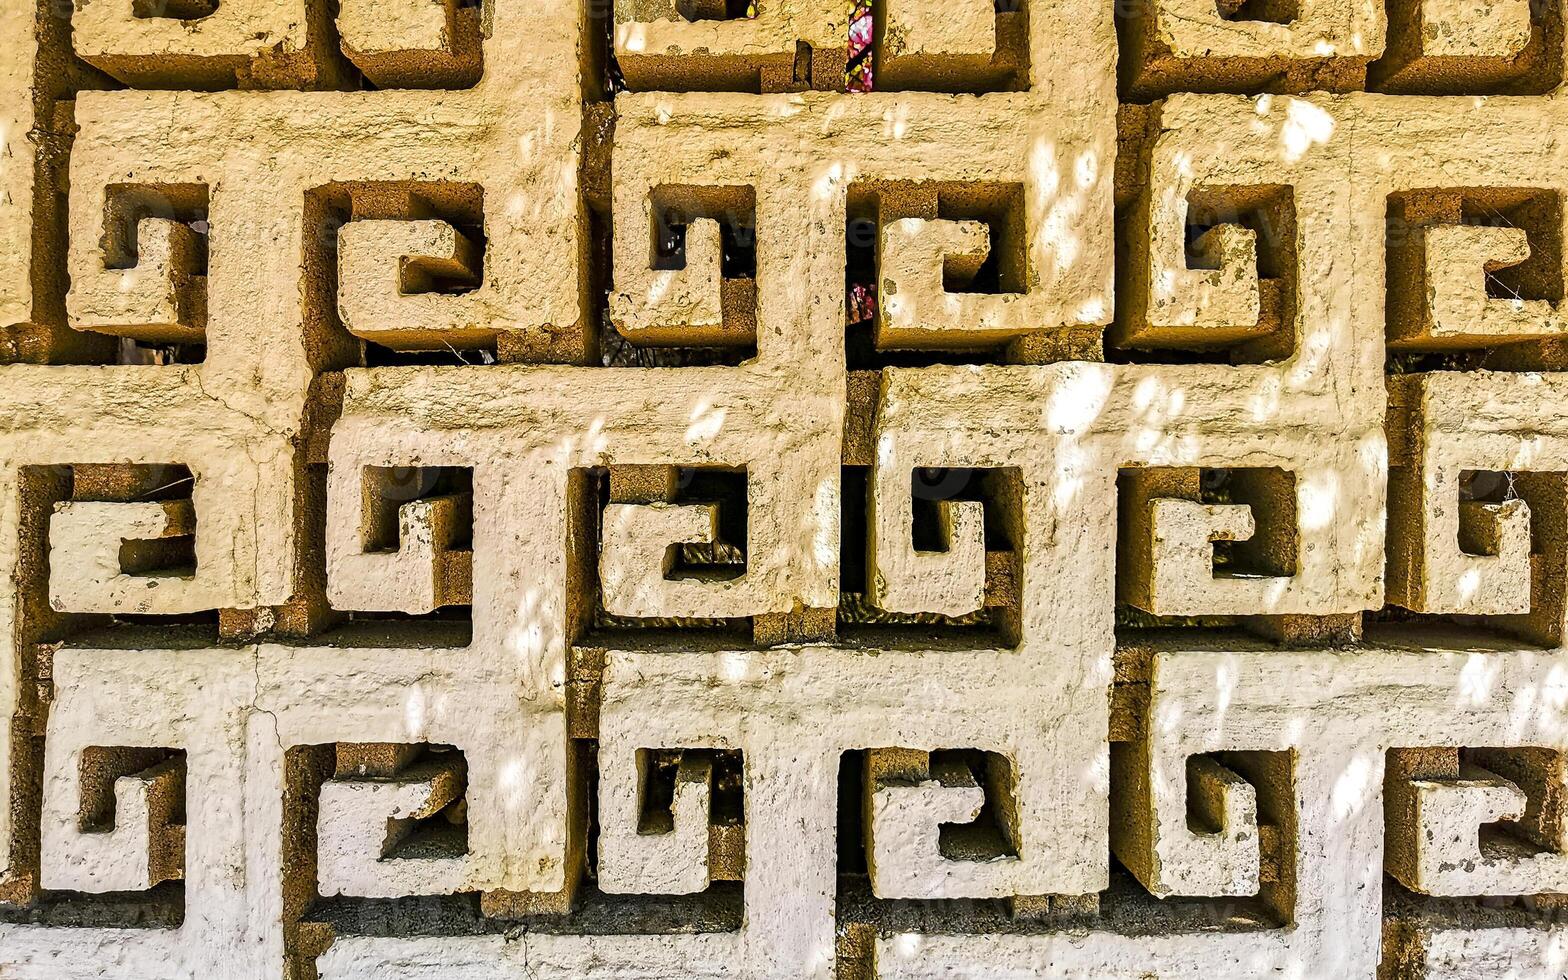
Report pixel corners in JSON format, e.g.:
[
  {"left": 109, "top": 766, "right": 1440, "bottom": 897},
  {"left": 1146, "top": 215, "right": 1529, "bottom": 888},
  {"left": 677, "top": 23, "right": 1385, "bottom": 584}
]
[
  {"left": 95, "top": 184, "right": 210, "bottom": 362},
  {"left": 1182, "top": 186, "right": 1293, "bottom": 340},
  {"left": 340, "top": 0, "right": 485, "bottom": 90},
  {"left": 310, "top": 181, "right": 491, "bottom": 368},
  {"left": 604, "top": 184, "right": 758, "bottom": 365},
  {"left": 1457, "top": 469, "right": 1530, "bottom": 558},
  {"left": 839, "top": 465, "right": 1023, "bottom": 646},
  {"left": 636, "top": 747, "right": 745, "bottom": 834},
  {"left": 1386, "top": 188, "right": 1564, "bottom": 370},
  {"left": 931, "top": 749, "right": 1018, "bottom": 863},
  {"left": 334, "top": 742, "right": 470, "bottom": 861},
  {"left": 1387, "top": 746, "right": 1567, "bottom": 874},
  {"left": 1116, "top": 465, "right": 1299, "bottom": 624},
  {"left": 585, "top": 466, "right": 755, "bottom": 639},
  {"left": 1216, "top": 0, "right": 1298, "bottom": 24},
  {"left": 133, "top": 0, "right": 218, "bottom": 20},
  {"left": 1465, "top": 747, "right": 1565, "bottom": 860},
  {"left": 677, "top": 0, "right": 755, "bottom": 21},
  {"left": 360, "top": 466, "right": 473, "bottom": 555},
  {"left": 67, "top": 463, "right": 199, "bottom": 580},
  {"left": 1370, "top": 0, "right": 1564, "bottom": 95},
  {"left": 845, "top": 181, "right": 1028, "bottom": 367},
  {"left": 870, "top": 0, "right": 1031, "bottom": 93},
  {"left": 1107, "top": 745, "right": 1295, "bottom": 923},
  {"left": 77, "top": 746, "right": 187, "bottom": 889},
  {"left": 78, "top": 746, "right": 187, "bottom": 834},
  {"left": 665, "top": 468, "right": 748, "bottom": 583},
  {"left": 1199, "top": 467, "right": 1297, "bottom": 578},
  {"left": 857, "top": 748, "right": 1021, "bottom": 869},
  {"left": 910, "top": 467, "right": 1017, "bottom": 553},
  {"left": 103, "top": 184, "right": 210, "bottom": 275},
  {"left": 1112, "top": 184, "right": 1297, "bottom": 365},
  {"left": 1184, "top": 750, "right": 1294, "bottom": 890},
  {"left": 650, "top": 186, "right": 757, "bottom": 279},
  {"left": 934, "top": 185, "right": 1025, "bottom": 296}
]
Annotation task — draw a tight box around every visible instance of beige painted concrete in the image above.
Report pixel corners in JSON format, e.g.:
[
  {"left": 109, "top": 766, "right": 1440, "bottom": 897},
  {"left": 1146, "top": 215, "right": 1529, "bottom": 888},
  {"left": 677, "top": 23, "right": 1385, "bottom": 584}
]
[{"left": 5, "top": 0, "right": 1568, "bottom": 978}]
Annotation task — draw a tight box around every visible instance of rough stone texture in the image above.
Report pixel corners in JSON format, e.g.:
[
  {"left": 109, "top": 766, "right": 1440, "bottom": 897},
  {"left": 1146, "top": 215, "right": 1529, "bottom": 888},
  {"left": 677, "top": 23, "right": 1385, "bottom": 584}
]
[
  {"left": 6, "top": 0, "right": 1568, "bottom": 977},
  {"left": 0, "top": 0, "right": 35, "bottom": 334}
]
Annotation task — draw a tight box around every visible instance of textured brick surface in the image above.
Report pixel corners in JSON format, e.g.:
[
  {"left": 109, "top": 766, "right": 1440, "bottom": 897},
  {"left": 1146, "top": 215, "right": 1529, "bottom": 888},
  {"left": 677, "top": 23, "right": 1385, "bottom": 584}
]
[{"left": 3, "top": 0, "right": 1568, "bottom": 977}]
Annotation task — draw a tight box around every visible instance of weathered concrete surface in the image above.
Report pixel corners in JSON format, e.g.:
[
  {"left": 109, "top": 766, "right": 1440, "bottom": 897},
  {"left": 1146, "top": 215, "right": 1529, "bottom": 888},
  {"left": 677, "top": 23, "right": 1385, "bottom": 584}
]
[
  {"left": 0, "top": 1, "right": 32, "bottom": 333},
  {"left": 4, "top": 0, "right": 1568, "bottom": 978}
]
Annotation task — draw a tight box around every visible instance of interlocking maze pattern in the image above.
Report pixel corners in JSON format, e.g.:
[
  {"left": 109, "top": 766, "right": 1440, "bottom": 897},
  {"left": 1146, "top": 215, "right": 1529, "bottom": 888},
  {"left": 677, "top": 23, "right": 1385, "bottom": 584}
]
[{"left": 5, "top": 0, "right": 1568, "bottom": 976}]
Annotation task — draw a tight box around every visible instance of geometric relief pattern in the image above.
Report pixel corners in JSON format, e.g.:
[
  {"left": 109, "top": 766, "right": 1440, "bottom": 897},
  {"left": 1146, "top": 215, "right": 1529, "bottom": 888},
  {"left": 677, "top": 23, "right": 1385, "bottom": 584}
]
[{"left": 2, "top": 0, "right": 1568, "bottom": 977}]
